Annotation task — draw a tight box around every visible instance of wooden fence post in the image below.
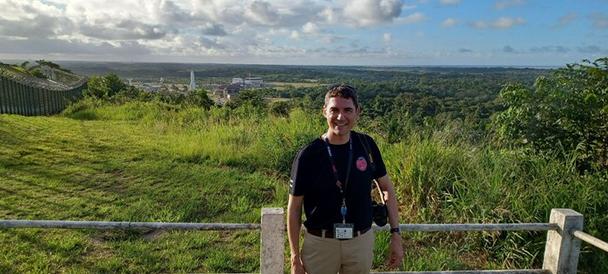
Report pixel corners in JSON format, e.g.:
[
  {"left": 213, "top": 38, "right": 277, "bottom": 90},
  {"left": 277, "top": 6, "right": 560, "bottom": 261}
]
[
  {"left": 260, "top": 207, "right": 284, "bottom": 274},
  {"left": 542, "top": 208, "right": 583, "bottom": 274}
]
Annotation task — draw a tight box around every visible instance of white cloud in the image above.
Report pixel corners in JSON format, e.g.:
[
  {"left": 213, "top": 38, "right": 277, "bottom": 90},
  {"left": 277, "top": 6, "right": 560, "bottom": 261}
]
[
  {"left": 318, "top": 7, "right": 338, "bottom": 24},
  {"left": 395, "top": 12, "right": 426, "bottom": 24},
  {"left": 470, "top": 17, "right": 525, "bottom": 29},
  {"left": 342, "top": 0, "right": 403, "bottom": 27},
  {"left": 495, "top": 0, "right": 525, "bottom": 10},
  {"left": 0, "top": 0, "right": 72, "bottom": 38},
  {"left": 200, "top": 23, "right": 228, "bottom": 36},
  {"left": 439, "top": 0, "right": 461, "bottom": 6},
  {"left": 244, "top": 1, "right": 280, "bottom": 26},
  {"left": 556, "top": 12, "right": 577, "bottom": 27},
  {"left": 3, "top": 0, "right": 585, "bottom": 65},
  {"left": 302, "top": 22, "right": 319, "bottom": 34},
  {"left": 441, "top": 18, "right": 458, "bottom": 27},
  {"left": 79, "top": 20, "right": 169, "bottom": 40},
  {"left": 290, "top": 30, "right": 300, "bottom": 39},
  {"left": 590, "top": 13, "right": 608, "bottom": 29},
  {"left": 470, "top": 21, "right": 487, "bottom": 29},
  {"left": 383, "top": 32, "right": 392, "bottom": 43},
  {"left": 530, "top": 45, "right": 570, "bottom": 53},
  {"left": 493, "top": 17, "right": 525, "bottom": 28}
]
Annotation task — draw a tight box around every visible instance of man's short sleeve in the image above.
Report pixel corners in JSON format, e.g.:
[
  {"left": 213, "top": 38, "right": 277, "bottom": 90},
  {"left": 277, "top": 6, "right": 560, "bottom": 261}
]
[
  {"left": 289, "top": 147, "right": 310, "bottom": 196},
  {"left": 367, "top": 136, "right": 387, "bottom": 179}
]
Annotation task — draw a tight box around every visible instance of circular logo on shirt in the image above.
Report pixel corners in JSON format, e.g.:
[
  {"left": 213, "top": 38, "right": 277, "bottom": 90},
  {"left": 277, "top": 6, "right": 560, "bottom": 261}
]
[{"left": 356, "top": 156, "right": 368, "bottom": 171}]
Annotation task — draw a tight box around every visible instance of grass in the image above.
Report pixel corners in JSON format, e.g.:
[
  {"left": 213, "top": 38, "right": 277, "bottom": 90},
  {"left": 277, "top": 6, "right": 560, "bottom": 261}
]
[
  {"left": 1, "top": 99, "right": 607, "bottom": 273},
  {"left": 0, "top": 112, "right": 272, "bottom": 272}
]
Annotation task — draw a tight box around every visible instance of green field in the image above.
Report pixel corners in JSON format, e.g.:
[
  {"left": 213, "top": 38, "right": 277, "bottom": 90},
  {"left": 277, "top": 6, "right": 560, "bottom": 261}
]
[{"left": 1, "top": 99, "right": 607, "bottom": 273}]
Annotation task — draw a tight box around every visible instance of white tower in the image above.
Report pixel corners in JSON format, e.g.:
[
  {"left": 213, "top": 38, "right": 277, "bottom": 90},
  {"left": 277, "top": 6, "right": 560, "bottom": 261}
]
[{"left": 189, "top": 70, "right": 196, "bottom": 91}]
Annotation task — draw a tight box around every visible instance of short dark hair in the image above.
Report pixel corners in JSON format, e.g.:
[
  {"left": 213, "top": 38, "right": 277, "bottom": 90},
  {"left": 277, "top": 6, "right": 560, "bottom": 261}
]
[{"left": 324, "top": 84, "right": 359, "bottom": 109}]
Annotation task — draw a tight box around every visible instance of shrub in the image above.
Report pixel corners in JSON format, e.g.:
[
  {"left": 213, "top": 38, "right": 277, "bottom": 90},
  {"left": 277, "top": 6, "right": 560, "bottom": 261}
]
[
  {"left": 84, "top": 74, "right": 127, "bottom": 98},
  {"left": 494, "top": 58, "right": 608, "bottom": 171}
]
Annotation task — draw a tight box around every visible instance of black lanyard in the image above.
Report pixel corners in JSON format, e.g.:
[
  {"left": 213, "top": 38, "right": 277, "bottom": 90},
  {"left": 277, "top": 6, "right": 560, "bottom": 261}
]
[{"left": 323, "top": 135, "right": 353, "bottom": 222}]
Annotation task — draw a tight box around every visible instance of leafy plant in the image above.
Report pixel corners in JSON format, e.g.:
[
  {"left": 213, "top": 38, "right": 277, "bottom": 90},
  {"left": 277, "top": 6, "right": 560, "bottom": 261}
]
[
  {"left": 494, "top": 58, "right": 608, "bottom": 171},
  {"left": 84, "top": 73, "right": 127, "bottom": 98}
]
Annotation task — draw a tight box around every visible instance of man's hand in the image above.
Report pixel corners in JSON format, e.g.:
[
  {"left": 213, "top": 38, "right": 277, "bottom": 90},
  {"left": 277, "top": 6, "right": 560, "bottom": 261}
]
[
  {"left": 291, "top": 254, "right": 306, "bottom": 274},
  {"left": 386, "top": 233, "right": 404, "bottom": 269},
  {"left": 376, "top": 175, "right": 404, "bottom": 269},
  {"left": 288, "top": 195, "right": 305, "bottom": 274}
]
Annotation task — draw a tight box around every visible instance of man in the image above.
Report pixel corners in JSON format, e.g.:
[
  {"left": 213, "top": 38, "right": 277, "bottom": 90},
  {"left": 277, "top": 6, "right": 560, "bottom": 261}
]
[{"left": 288, "top": 84, "right": 404, "bottom": 274}]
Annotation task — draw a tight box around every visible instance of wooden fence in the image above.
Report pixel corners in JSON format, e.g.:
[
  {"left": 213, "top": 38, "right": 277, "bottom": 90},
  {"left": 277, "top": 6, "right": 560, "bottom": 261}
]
[
  {"left": 1, "top": 208, "right": 607, "bottom": 274},
  {"left": 0, "top": 74, "right": 85, "bottom": 116}
]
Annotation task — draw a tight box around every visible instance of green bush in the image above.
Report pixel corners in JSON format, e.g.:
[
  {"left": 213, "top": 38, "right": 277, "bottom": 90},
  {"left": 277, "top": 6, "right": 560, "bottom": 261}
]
[
  {"left": 494, "top": 58, "right": 608, "bottom": 171},
  {"left": 84, "top": 74, "right": 127, "bottom": 98}
]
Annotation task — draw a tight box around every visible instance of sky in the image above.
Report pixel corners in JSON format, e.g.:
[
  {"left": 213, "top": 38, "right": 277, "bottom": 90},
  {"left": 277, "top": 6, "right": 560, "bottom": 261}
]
[{"left": 0, "top": 0, "right": 607, "bottom": 66}]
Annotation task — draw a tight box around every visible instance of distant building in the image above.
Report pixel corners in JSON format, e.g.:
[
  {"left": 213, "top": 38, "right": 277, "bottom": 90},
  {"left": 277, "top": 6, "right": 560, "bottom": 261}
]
[
  {"left": 231, "top": 76, "right": 263, "bottom": 87},
  {"left": 213, "top": 84, "right": 227, "bottom": 97},
  {"left": 224, "top": 83, "right": 242, "bottom": 96},
  {"left": 139, "top": 84, "right": 160, "bottom": 92},
  {"left": 189, "top": 70, "right": 196, "bottom": 91},
  {"left": 244, "top": 77, "right": 263, "bottom": 87}
]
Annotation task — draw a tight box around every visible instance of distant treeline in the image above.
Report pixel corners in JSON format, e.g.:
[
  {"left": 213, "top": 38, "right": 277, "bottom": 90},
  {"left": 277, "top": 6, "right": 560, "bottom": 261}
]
[{"left": 59, "top": 61, "right": 550, "bottom": 82}]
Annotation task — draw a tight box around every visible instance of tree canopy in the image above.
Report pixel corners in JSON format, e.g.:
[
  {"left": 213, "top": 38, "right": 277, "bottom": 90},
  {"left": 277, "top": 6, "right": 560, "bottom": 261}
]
[{"left": 494, "top": 58, "right": 608, "bottom": 171}]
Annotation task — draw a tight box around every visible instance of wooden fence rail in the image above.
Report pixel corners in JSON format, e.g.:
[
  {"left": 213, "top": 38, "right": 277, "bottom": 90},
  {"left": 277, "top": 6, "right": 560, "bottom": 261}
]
[
  {"left": 1, "top": 208, "right": 607, "bottom": 274},
  {"left": 375, "top": 223, "right": 559, "bottom": 232},
  {"left": 0, "top": 220, "right": 260, "bottom": 230},
  {"left": 573, "top": 230, "right": 608, "bottom": 253}
]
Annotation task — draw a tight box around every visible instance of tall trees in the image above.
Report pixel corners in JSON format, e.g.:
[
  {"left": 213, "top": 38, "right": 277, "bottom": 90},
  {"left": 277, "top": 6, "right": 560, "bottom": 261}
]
[{"left": 495, "top": 58, "right": 608, "bottom": 171}]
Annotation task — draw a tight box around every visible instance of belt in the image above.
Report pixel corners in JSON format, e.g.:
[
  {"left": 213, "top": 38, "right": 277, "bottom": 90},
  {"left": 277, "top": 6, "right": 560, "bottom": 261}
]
[{"left": 307, "top": 227, "right": 371, "bottom": 239}]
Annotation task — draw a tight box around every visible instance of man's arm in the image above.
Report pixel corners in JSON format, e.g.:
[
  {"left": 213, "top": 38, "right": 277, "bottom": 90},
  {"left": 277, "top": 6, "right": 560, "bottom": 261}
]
[
  {"left": 287, "top": 194, "right": 306, "bottom": 274},
  {"left": 376, "top": 174, "right": 404, "bottom": 269}
]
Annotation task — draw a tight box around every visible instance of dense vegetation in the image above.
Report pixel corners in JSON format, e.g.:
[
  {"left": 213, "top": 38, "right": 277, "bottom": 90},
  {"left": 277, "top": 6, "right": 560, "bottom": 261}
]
[
  {"left": 0, "top": 59, "right": 606, "bottom": 273},
  {"left": 495, "top": 58, "right": 608, "bottom": 171}
]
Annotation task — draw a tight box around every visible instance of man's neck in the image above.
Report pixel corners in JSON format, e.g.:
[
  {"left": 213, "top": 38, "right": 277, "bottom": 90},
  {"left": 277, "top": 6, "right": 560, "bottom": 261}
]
[{"left": 325, "top": 130, "right": 351, "bottom": 145}]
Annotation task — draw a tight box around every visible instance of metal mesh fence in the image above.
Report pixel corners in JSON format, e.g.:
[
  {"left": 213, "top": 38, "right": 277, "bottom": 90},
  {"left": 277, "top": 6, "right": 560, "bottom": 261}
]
[{"left": 0, "top": 71, "right": 86, "bottom": 116}]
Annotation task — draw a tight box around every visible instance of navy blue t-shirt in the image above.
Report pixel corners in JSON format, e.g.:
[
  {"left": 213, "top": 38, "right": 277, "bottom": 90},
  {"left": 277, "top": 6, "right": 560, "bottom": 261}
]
[{"left": 289, "top": 131, "right": 387, "bottom": 231}]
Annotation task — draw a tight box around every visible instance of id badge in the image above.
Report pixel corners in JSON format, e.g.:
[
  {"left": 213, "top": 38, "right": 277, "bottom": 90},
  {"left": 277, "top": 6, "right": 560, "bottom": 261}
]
[{"left": 333, "top": 223, "right": 354, "bottom": 239}]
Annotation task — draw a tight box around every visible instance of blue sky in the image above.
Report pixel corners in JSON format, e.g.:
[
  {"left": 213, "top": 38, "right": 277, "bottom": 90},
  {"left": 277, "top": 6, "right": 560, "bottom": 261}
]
[{"left": 0, "top": 0, "right": 606, "bottom": 66}]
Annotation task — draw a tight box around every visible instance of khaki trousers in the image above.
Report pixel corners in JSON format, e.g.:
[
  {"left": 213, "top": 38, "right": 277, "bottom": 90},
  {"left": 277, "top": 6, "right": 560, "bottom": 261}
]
[{"left": 301, "top": 230, "right": 374, "bottom": 274}]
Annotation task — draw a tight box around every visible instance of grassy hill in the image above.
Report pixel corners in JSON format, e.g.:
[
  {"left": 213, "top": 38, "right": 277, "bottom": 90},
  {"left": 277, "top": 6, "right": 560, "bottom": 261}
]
[
  {"left": 1, "top": 99, "right": 606, "bottom": 273},
  {"left": 0, "top": 103, "right": 298, "bottom": 272}
]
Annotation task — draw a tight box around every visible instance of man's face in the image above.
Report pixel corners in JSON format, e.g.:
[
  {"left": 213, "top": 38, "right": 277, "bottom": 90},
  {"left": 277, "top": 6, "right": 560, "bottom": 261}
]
[{"left": 323, "top": 96, "right": 360, "bottom": 137}]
